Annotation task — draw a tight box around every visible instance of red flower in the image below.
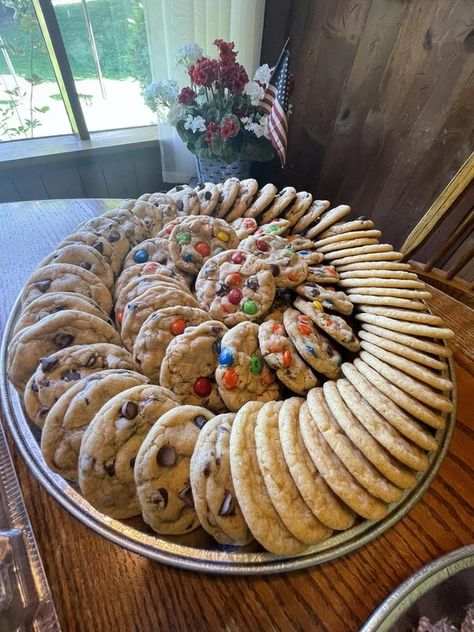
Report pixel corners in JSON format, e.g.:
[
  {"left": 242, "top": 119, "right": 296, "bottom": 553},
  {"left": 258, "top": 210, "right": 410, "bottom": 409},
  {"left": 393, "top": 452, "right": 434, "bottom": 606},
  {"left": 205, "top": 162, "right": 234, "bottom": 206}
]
[
  {"left": 220, "top": 61, "right": 248, "bottom": 94},
  {"left": 220, "top": 115, "right": 240, "bottom": 140},
  {"left": 204, "top": 121, "right": 219, "bottom": 145},
  {"left": 188, "top": 57, "right": 219, "bottom": 87},
  {"left": 177, "top": 87, "right": 197, "bottom": 105},
  {"left": 214, "top": 39, "right": 237, "bottom": 63}
]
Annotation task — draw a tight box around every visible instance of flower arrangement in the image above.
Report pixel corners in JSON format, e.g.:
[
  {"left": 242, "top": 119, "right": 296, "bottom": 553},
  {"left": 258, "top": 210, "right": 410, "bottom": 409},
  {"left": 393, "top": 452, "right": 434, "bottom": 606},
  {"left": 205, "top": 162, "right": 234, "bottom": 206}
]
[{"left": 144, "top": 40, "right": 284, "bottom": 164}]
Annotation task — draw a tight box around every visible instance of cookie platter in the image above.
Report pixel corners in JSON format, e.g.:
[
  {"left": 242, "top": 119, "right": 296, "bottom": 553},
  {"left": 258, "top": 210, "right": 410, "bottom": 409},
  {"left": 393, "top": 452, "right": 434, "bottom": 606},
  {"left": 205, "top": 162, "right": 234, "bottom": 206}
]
[{"left": 0, "top": 181, "right": 457, "bottom": 574}]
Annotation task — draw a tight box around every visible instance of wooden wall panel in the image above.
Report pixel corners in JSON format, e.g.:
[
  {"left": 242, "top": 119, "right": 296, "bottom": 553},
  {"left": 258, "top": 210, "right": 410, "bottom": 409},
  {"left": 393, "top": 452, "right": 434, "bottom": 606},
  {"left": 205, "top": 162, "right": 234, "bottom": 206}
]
[
  {"left": 0, "top": 144, "right": 163, "bottom": 203},
  {"left": 262, "top": 0, "right": 474, "bottom": 250}
]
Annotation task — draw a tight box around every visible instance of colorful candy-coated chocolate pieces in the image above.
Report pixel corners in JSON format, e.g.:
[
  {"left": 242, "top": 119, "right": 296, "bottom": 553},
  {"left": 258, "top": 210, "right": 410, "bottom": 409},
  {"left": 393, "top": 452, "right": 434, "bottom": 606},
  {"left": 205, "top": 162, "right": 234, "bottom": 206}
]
[
  {"left": 298, "top": 324, "right": 312, "bottom": 336},
  {"left": 223, "top": 368, "right": 239, "bottom": 389},
  {"left": 116, "top": 311, "right": 123, "bottom": 326},
  {"left": 256, "top": 239, "right": 270, "bottom": 252},
  {"left": 283, "top": 248, "right": 294, "bottom": 256},
  {"left": 213, "top": 339, "right": 221, "bottom": 354},
  {"left": 312, "top": 300, "right": 323, "bottom": 311},
  {"left": 195, "top": 242, "right": 210, "bottom": 257},
  {"left": 283, "top": 350, "right": 292, "bottom": 367},
  {"left": 243, "top": 300, "right": 258, "bottom": 315},
  {"left": 134, "top": 250, "right": 149, "bottom": 263},
  {"left": 143, "top": 262, "right": 160, "bottom": 274},
  {"left": 177, "top": 232, "right": 192, "bottom": 245},
  {"left": 219, "top": 348, "right": 234, "bottom": 366},
  {"left": 272, "top": 323, "right": 284, "bottom": 334},
  {"left": 193, "top": 377, "right": 212, "bottom": 397},
  {"left": 269, "top": 342, "right": 282, "bottom": 353},
  {"left": 299, "top": 250, "right": 309, "bottom": 255},
  {"left": 231, "top": 251, "right": 246, "bottom": 264},
  {"left": 228, "top": 289, "right": 242, "bottom": 305},
  {"left": 170, "top": 318, "right": 186, "bottom": 335},
  {"left": 226, "top": 273, "right": 242, "bottom": 287},
  {"left": 250, "top": 355, "right": 263, "bottom": 374},
  {"left": 216, "top": 231, "right": 229, "bottom": 242},
  {"left": 305, "top": 344, "right": 317, "bottom": 357},
  {"left": 261, "top": 370, "right": 274, "bottom": 386},
  {"left": 183, "top": 253, "right": 194, "bottom": 263},
  {"left": 164, "top": 223, "right": 174, "bottom": 234}
]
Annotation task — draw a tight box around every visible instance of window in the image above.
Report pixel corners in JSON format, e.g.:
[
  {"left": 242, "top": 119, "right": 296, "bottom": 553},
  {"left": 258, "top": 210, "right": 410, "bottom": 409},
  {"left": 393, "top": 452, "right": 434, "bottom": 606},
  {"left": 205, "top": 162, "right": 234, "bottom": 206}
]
[
  {"left": 50, "top": 0, "right": 154, "bottom": 132},
  {"left": 0, "top": 0, "right": 265, "bottom": 146},
  {"left": 0, "top": 0, "right": 72, "bottom": 141}
]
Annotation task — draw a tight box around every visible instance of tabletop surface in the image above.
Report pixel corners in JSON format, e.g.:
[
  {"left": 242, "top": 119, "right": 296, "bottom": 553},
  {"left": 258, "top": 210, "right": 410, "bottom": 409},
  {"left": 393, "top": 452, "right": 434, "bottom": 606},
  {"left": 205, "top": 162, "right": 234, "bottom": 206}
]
[{"left": 0, "top": 199, "right": 473, "bottom": 632}]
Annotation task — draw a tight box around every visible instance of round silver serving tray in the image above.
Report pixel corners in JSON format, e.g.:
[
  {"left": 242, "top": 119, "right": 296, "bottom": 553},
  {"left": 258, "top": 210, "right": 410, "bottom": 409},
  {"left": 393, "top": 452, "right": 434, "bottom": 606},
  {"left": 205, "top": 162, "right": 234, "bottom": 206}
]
[
  {"left": 360, "top": 544, "right": 474, "bottom": 631},
  {"left": 0, "top": 295, "right": 457, "bottom": 575}
]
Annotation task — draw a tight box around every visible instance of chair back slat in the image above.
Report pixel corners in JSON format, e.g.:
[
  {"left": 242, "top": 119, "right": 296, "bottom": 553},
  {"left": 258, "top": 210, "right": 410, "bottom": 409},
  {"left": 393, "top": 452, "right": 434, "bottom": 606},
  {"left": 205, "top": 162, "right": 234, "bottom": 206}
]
[
  {"left": 424, "top": 206, "right": 474, "bottom": 271},
  {"left": 446, "top": 243, "right": 474, "bottom": 280},
  {"left": 401, "top": 153, "right": 474, "bottom": 259}
]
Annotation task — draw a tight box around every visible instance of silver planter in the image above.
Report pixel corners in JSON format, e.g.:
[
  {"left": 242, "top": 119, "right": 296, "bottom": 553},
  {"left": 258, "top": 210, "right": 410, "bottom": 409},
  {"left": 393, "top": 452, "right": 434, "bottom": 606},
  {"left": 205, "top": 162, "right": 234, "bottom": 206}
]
[{"left": 196, "top": 157, "right": 252, "bottom": 184}]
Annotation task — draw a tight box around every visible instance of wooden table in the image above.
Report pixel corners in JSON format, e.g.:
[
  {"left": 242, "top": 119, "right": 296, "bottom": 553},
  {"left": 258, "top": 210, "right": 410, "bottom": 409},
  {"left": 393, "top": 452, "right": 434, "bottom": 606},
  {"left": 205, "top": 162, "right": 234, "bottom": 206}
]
[{"left": 0, "top": 199, "right": 472, "bottom": 632}]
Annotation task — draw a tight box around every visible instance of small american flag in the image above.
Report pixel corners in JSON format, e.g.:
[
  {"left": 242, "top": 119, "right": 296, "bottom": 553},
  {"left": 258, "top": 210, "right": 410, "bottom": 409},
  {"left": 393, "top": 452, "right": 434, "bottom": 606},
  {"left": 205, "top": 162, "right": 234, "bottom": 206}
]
[{"left": 259, "top": 41, "right": 290, "bottom": 167}]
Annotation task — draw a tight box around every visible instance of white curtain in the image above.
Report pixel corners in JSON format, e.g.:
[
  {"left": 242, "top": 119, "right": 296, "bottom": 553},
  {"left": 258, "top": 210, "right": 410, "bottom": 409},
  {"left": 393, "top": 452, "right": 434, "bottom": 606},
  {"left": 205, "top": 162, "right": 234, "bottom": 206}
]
[{"left": 143, "top": 0, "right": 266, "bottom": 183}]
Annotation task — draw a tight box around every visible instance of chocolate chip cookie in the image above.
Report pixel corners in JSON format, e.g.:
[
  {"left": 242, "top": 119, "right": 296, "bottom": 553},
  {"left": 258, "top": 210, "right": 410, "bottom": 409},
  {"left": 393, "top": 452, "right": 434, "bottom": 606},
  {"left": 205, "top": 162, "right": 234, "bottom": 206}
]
[
  {"left": 78, "top": 384, "right": 179, "bottom": 518},
  {"left": 13, "top": 291, "right": 111, "bottom": 336},
  {"left": 190, "top": 413, "right": 253, "bottom": 545},
  {"left": 41, "top": 369, "right": 149, "bottom": 481},
  {"left": 21, "top": 263, "right": 113, "bottom": 314},
  {"left": 7, "top": 310, "right": 121, "bottom": 393},
  {"left": 24, "top": 343, "right": 138, "bottom": 427},
  {"left": 134, "top": 405, "right": 214, "bottom": 534}
]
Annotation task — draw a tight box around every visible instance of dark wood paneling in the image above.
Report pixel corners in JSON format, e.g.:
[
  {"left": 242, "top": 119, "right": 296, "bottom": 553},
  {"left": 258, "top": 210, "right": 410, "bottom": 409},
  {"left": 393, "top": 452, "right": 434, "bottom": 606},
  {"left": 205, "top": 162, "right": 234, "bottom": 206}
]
[
  {"left": 262, "top": 0, "right": 474, "bottom": 250},
  {"left": 0, "top": 144, "right": 163, "bottom": 203}
]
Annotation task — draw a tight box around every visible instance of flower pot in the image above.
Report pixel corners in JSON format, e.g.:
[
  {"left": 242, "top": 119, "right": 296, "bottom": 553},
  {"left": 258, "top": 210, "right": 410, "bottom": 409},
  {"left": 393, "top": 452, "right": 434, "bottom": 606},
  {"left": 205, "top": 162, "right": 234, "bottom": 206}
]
[{"left": 196, "top": 157, "right": 252, "bottom": 184}]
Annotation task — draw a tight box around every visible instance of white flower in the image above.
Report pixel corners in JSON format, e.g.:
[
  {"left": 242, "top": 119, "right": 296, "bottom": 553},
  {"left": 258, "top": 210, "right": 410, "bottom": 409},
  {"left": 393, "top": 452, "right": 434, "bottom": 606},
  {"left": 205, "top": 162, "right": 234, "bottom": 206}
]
[
  {"left": 167, "top": 104, "right": 187, "bottom": 125},
  {"left": 243, "top": 80, "right": 265, "bottom": 106},
  {"left": 254, "top": 64, "right": 273, "bottom": 85},
  {"left": 242, "top": 114, "right": 269, "bottom": 139},
  {"left": 184, "top": 114, "right": 206, "bottom": 133},
  {"left": 176, "top": 43, "right": 203, "bottom": 68},
  {"left": 144, "top": 79, "right": 179, "bottom": 111}
]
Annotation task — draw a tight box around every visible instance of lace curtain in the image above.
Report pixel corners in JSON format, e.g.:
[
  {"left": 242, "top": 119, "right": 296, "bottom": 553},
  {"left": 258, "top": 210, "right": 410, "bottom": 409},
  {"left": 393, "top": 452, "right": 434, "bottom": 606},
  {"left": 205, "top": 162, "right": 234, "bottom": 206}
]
[{"left": 143, "top": 0, "right": 266, "bottom": 183}]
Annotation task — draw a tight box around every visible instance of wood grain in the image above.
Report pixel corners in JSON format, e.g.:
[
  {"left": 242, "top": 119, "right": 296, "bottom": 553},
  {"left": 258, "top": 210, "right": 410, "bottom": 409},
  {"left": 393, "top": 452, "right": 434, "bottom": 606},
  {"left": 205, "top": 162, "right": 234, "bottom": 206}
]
[
  {"left": 1, "top": 200, "right": 473, "bottom": 632},
  {"left": 262, "top": 0, "right": 474, "bottom": 276}
]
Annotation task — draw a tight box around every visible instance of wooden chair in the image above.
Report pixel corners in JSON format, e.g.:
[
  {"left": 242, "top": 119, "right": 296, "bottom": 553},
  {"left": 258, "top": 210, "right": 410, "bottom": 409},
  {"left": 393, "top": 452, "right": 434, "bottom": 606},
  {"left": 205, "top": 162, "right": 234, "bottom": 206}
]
[{"left": 401, "top": 153, "right": 474, "bottom": 308}]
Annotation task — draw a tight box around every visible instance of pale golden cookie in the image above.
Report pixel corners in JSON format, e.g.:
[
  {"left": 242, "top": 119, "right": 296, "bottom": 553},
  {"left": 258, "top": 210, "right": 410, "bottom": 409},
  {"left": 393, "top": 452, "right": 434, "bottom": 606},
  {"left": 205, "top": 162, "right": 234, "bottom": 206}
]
[
  {"left": 305, "top": 205, "right": 352, "bottom": 239},
  {"left": 359, "top": 351, "right": 454, "bottom": 413},
  {"left": 299, "top": 397, "right": 389, "bottom": 521},
  {"left": 353, "top": 358, "right": 446, "bottom": 430},
  {"left": 308, "top": 385, "right": 403, "bottom": 502},
  {"left": 229, "top": 401, "right": 306, "bottom": 555},
  {"left": 292, "top": 200, "right": 330, "bottom": 234},
  {"left": 335, "top": 379, "right": 428, "bottom": 474},
  {"left": 278, "top": 398, "right": 356, "bottom": 530},
  {"left": 358, "top": 330, "right": 446, "bottom": 371},
  {"left": 340, "top": 362, "right": 437, "bottom": 451},
  {"left": 314, "top": 230, "right": 382, "bottom": 248},
  {"left": 255, "top": 401, "right": 332, "bottom": 545}
]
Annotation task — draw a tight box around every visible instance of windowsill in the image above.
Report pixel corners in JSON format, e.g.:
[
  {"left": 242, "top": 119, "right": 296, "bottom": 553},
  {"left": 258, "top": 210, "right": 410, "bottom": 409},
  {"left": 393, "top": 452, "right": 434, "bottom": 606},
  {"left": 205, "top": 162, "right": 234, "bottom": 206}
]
[{"left": 1, "top": 125, "right": 158, "bottom": 169}]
